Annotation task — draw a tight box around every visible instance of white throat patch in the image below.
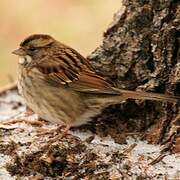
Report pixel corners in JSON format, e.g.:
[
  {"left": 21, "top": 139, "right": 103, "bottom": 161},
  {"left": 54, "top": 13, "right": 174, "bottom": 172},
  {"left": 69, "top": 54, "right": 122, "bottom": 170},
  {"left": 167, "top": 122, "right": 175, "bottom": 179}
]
[{"left": 18, "top": 55, "right": 32, "bottom": 65}]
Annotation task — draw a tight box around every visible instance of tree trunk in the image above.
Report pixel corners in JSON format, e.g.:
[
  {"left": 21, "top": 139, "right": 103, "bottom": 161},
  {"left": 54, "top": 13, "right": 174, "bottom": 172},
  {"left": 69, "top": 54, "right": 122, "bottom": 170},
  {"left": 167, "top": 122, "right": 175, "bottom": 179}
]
[{"left": 87, "top": 0, "right": 180, "bottom": 151}]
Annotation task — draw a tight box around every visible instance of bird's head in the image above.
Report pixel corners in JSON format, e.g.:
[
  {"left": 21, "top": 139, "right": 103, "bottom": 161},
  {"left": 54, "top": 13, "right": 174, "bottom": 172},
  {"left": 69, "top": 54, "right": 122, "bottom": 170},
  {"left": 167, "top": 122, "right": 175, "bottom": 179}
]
[{"left": 12, "top": 34, "right": 55, "bottom": 68}]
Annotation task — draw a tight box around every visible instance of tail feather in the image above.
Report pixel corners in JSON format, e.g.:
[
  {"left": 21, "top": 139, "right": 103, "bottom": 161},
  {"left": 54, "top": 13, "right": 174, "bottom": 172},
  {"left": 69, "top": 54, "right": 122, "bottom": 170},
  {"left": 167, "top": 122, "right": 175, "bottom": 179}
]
[{"left": 117, "top": 89, "right": 180, "bottom": 103}]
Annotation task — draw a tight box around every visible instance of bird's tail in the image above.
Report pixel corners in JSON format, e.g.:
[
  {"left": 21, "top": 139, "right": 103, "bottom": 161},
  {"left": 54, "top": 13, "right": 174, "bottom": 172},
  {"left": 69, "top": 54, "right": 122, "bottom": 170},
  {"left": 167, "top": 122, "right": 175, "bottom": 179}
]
[{"left": 114, "top": 88, "right": 180, "bottom": 103}]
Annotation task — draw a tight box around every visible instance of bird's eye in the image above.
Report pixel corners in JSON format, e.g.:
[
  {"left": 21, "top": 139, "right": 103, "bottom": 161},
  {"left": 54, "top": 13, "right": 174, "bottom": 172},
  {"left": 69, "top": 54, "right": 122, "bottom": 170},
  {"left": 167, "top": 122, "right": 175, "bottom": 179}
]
[{"left": 29, "top": 47, "right": 37, "bottom": 52}]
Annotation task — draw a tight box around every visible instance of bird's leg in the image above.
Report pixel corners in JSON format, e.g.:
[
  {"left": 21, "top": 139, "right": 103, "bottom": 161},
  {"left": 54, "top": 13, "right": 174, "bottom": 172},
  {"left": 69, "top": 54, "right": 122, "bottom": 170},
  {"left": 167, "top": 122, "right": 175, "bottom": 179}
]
[
  {"left": 36, "top": 124, "right": 65, "bottom": 136},
  {"left": 39, "top": 125, "right": 71, "bottom": 163}
]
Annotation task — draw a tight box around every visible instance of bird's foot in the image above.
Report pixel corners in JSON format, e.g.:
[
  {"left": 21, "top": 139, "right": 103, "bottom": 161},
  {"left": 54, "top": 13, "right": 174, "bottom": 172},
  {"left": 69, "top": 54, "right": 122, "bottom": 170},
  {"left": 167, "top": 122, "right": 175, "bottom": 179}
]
[
  {"left": 39, "top": 125, "right": 71, "bottom": 163},
  {"left": 36, "top": 125, "right": 64, "bottom": 136},
  {"left": 47, "top": 125, "right": 71, "bottom": 143}
]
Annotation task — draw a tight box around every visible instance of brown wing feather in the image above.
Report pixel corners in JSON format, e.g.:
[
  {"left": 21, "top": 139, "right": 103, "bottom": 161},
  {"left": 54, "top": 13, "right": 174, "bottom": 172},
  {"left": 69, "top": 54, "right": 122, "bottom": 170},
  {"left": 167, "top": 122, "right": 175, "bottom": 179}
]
[
  {"left": 69, "top": 71, "right": 118, "bottom": 94},
  {"left": 35, "top": 42, "right": 118, "bottom": 94}
]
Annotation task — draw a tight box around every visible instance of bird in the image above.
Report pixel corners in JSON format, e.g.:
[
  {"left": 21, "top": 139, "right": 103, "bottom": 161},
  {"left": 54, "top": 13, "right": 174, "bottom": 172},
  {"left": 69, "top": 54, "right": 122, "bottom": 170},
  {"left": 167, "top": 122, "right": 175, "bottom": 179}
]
[{"left": 12, "top": 34, "right": 180, "bottom": 140}]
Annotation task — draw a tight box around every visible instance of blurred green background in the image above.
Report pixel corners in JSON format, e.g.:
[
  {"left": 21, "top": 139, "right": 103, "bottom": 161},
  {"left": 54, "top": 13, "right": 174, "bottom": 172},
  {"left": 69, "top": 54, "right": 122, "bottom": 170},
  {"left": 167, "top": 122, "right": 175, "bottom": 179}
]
[{"left": 0, "top": 0, "right": 121, "bottom": 87}]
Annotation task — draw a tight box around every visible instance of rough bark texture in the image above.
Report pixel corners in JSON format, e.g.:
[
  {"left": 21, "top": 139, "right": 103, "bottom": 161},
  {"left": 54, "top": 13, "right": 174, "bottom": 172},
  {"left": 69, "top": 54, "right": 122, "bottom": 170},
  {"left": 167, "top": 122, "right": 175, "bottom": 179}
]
[{"left": 88, "top": 0, "right": 180, "bottom": 148}]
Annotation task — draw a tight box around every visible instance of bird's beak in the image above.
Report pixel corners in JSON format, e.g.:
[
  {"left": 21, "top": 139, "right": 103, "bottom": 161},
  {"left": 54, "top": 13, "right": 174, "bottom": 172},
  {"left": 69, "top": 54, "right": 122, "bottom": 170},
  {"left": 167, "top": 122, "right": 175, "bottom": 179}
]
[{"left": 12, "top": 48, "right": 26, "bottom": 56}]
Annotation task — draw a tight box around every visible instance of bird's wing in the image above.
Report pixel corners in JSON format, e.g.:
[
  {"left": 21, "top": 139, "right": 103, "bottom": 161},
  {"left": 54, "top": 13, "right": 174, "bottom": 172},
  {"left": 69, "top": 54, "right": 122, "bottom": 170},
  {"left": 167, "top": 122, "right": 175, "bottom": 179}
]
[{"left": 35, "top": 44, "right": 118, "bottom": 94}]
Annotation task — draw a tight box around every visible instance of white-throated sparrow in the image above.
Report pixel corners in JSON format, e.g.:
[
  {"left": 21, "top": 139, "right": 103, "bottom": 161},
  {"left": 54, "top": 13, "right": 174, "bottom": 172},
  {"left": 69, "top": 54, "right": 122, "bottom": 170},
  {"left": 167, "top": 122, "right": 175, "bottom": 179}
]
[{"left": 12, "top": 34, "right": 180, "bottom": 138}]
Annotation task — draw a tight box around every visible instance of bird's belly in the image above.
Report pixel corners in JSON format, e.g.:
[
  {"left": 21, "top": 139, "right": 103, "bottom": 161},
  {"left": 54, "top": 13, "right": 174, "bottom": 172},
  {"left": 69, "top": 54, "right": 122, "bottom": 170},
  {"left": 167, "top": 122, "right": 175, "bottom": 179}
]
[
  {"left": 20, "top": 86, "right": 67, "bottom": 124},
  {"left": 18, "top": 72, "right": 85, "bottom": 125}
]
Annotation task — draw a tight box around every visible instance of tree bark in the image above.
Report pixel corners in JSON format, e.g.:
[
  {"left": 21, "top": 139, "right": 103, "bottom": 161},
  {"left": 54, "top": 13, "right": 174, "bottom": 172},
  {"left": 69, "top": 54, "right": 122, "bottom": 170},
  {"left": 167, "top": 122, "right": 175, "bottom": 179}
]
[{"left": 88, "top": 0, "right": 180, "bottom": 150}]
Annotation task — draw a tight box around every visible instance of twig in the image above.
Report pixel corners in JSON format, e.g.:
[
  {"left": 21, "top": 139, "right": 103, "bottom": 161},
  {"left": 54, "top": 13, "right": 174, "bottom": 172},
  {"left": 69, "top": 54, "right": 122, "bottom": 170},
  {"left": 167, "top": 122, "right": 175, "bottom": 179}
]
[
  {"left": 148, "top": 153, "right": 167, "bottom": 165},
  {"left": 122, "top": 143, "right": 137, "bottom": 154}
]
